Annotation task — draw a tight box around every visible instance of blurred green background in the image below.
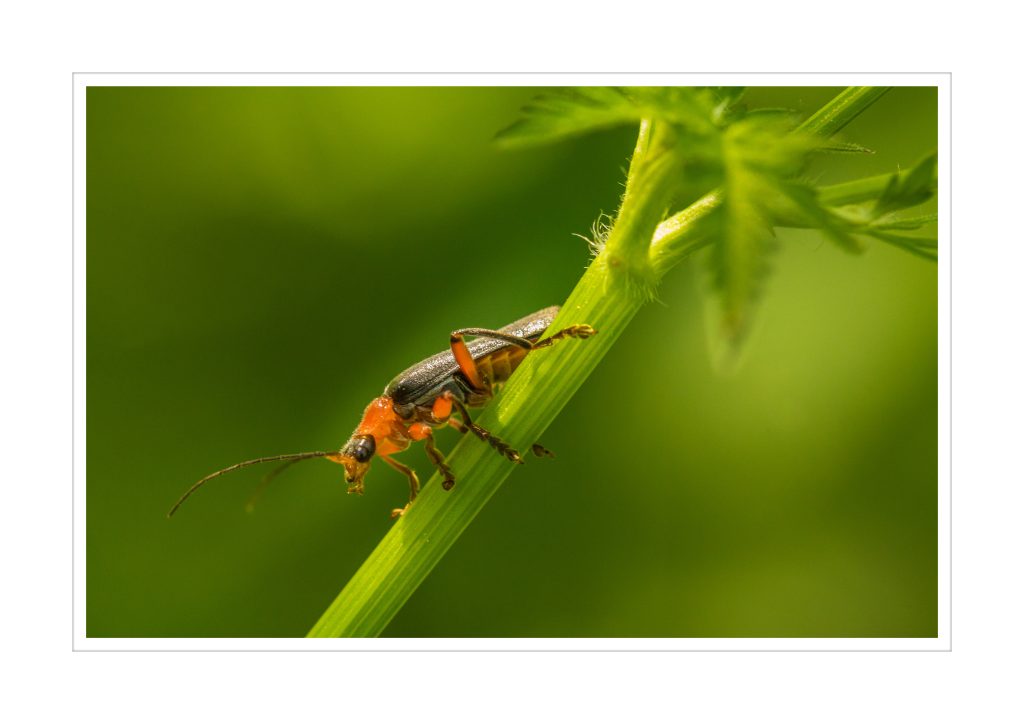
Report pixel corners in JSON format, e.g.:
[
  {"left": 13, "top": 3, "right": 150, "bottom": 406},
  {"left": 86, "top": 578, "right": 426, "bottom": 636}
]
[{"left": 86, "top": 86, "right": 937, "bottom": 638}]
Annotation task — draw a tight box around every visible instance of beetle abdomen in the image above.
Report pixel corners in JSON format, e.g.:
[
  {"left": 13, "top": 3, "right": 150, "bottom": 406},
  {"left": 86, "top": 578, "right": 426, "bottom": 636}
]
[{"left": 475, "top": 345, "right": 529, "bottom": 389}]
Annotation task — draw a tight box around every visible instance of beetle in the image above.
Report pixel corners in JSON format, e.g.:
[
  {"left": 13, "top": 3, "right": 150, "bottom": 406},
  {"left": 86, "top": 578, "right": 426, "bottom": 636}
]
[{"left": 168, "top": 305, "right": 596, "bottom": 519}]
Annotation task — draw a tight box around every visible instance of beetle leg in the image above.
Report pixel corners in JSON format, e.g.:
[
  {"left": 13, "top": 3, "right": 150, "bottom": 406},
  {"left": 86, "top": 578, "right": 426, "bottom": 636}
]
[
  {"left": 453, "top": 324, "right": 596, "bottom": 357},
  {"left": 431, "top": 391, "right": 454, "bottom": 424},
  {"left": 453, "top": 327, "right": 534, "bottom": 351},
  {"left": 531, "top": 443, "right": 555, "bottom": 458},
  {"left": 451, "top": 411, "right": 553, "bottom": 461},
  {"left": 409, "top": 422, "right": 457, "bottom": 491},
  {"left": 381, "top": 456, "right": 420, "bottom": 518},
  {"left": 447, "top": 416, "right": 469, "bottom": 435},
  {"left": 530, "top": 324, "right": 597, "bottom": 349},
  {"left": 450, "top": 398, "right": 523, "bottom": 464},
  {"left": 423, "top": 434, "right": 457, "bottom": 491},
  {"left": 446, "top": 320, "right": 594, "bottom": 466},
  {"left": 449, "top": 331, "right": 493, "bottom": 392}
]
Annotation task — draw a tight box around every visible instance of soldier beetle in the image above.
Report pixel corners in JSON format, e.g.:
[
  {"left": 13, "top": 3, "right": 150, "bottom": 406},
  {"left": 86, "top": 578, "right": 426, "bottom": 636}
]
[{"left": 168, "top": 306, "right": 596, "bottom": 519}]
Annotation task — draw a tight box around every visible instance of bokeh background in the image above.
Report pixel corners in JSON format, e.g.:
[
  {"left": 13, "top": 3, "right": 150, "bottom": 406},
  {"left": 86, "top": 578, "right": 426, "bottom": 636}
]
[{"left": 86, "top": 86, "right": 937, "bottom": 638}]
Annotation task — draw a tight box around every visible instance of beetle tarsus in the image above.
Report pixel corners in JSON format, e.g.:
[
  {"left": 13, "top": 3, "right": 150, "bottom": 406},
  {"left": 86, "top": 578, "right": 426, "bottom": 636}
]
[
  {"left": 450, "top": 397, "right": 522, "bottom": 464},
  {"left": 471, "top": 422, "right": 522, "bottom": 464},
  {"left": 382, "top": 455, "right": 421, "bottom": 509},
  {"left": 532, "top": 324, "right": 598, "bottom": 349},
  {"left": 423, "top": 435, "right": 457, "bottom": 491},
  {"left": 531, "top": 443, "right": 555, "bottom": 458}
]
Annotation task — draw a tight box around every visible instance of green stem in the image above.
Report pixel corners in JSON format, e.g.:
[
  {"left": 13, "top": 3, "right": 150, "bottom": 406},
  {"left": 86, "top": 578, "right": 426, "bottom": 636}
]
[
  {"left": 649, "top": 191, "right": 720, "bottom": 276},
  {"left": 797, "top": 86, "right": 891, "bottom": 137},
  {"left": 817, "top": 168, "right": 912, "bottom": 207},
  {"left": 602, "top": 118, "right": 680, "bottom": 291},
  {"left": 307, "top": 85, "right": 891, "bottom": 638}
]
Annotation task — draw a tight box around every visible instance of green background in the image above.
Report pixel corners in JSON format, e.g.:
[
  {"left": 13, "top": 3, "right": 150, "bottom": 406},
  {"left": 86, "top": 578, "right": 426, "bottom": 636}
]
[{"left": 86, "top": 86, "right": 938, "bottom": 637}]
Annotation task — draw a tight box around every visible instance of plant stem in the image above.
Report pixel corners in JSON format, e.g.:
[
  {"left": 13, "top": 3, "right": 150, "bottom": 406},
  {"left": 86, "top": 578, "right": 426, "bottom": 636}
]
[
  {"left": 798, "top": 86, "right": 890, "bottom": 137},
  {"left": 649, "top": 191, "right": 719, "bottom": 276},
  {"left": 307, "top": 85, "right": 891, "bottom": 638},
  {"left": 816, "top": 168, "right": 913, "bottom": 207},
  {"left": 602, "top": 118, "right": 681, "bottom": 291}
]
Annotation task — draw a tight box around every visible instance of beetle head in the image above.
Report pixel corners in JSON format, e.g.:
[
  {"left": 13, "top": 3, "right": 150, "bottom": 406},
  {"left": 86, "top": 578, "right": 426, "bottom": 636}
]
[{"left": 328, "top": 434, "right": 376, "bottom": 494}]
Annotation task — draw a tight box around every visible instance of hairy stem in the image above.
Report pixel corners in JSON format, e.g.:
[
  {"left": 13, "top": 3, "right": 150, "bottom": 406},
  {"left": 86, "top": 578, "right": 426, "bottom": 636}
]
[{"left": 602, "top": 118, "right": 681, "bottom": 291}]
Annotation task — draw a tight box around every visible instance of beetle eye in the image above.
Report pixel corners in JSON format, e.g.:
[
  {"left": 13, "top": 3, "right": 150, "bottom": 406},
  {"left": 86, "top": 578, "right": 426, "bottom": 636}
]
[{"left": 350, "top": 435, "right": 375, "bottom": 463}]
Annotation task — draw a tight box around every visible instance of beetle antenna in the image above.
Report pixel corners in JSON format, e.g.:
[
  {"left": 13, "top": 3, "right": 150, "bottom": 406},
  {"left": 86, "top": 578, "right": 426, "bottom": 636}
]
[{"left": 167, "top": 451, "right": 336, "bottom": 518}]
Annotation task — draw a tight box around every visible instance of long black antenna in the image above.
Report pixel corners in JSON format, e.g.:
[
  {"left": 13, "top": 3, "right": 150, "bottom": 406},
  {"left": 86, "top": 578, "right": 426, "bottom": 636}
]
[{"left": 167, "top": 451, "right": 336, "bottom": 518}]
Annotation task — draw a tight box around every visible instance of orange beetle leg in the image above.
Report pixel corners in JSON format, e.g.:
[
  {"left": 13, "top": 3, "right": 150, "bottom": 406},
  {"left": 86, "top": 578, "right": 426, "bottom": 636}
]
[
  {"left": 449, "top": 332, "right": 486, "bottom": 391},
  {"left": 431, "top": 392, "right": 453, "bottom": 423},
  {"left": 407, "top": 421, "right": 456, "bottom": 491},
  {"left": 447, "top": 416, "right": 468, "bottom": 435},
  {"left": 382, "top": 455, "right": 420, "bottom": 519},
  {"left": 408, "top": 422, "right": 433, "bottom": 441}
]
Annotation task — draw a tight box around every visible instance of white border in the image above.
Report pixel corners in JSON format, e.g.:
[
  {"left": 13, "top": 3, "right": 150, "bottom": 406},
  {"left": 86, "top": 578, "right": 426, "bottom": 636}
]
[{"left": 73, "top": 72, "right": 951, "bottom": 651}]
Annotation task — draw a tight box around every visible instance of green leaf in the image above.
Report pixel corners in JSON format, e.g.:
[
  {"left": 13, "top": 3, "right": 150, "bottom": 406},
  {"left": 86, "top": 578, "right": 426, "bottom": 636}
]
[
  {"left": 778, "top": 183, "right": 864, "bottom": 253},
  {"left": 708, "top": 86, "right": 747, "bottom": 106},
  {"left": 869, "top": 211, "right": 938, "bottom": 230},
  {"left": 873, "top": 152, "right": 938, "bottom": 217},
  {"left": 817, "top": 140, "right": 875, "bottom": 154},
  {"left": 495, "top": 86, "right": 728, "bottom": 148},
  {"left": 865, "top": 230, "right": 938, "bottom": 261},
  {"left": 725, "top": 115, "right": 822, "bottom": 176},
  {"left": 706, "top": 117, "right": 822, "bottom": 352},
  {"left": 709, "top": 181, "right": 776, "bottom": 345},
  {"left": 708, "top": 87, "right": 746, "bottom": 122},
  {"left": 494, "top": 87, "right": 644, "bottom": 147}
]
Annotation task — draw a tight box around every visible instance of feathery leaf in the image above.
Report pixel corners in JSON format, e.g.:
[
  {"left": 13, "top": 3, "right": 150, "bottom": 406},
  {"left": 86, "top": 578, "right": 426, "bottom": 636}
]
[
  {"left": 873, "top": 152, "right": 938, "bottom": 217},
  {"left": 495, "top": 86, "right": 735, "bottom": 148}
]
